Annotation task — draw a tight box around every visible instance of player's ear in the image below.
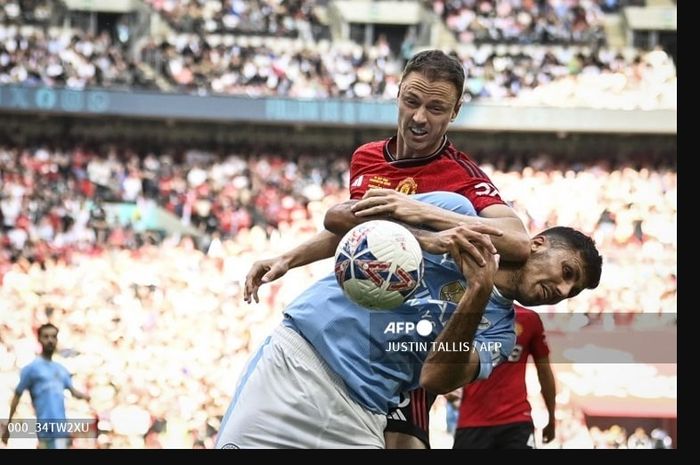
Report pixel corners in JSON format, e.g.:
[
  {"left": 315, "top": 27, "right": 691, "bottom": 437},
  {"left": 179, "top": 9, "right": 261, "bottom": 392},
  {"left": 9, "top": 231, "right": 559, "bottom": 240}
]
[
  {"left": 451, "top": 98, "right": 462, "bottom": 122},
  {"left": 531, "top": 235, "right": 546, "bottom": 253}
]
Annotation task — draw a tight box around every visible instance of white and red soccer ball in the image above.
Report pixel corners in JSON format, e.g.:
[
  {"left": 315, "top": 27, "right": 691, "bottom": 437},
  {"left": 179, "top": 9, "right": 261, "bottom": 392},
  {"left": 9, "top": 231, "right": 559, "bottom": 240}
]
[{"left": 334, "top": 220, "right": 424, "bottom": 310}]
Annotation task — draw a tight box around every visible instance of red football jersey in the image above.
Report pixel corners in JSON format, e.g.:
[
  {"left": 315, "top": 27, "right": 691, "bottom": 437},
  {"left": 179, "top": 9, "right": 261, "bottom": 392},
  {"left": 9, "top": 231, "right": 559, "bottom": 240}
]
[
  {"left": 457, "top": 306, "right": 550, "bottom": 427},
  {"left": 349, "top": 137, "right": 506, "bottom": 213}
]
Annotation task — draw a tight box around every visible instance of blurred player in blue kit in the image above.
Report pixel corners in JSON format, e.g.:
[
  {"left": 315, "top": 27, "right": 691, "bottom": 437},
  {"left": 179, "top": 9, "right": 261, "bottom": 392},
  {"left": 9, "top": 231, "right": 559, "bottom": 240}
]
[{"left": 2, "top": 323, "right": 90, "bottom": 449}]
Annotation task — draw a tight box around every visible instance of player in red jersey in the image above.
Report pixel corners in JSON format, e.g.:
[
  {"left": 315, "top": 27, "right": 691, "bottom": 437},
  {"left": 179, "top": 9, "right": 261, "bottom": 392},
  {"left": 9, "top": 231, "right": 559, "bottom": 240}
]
[
  {"left": 244, "top": 49, "right": 530, "bottom": 303},
  {"left": 385, "top": 305, "right": 556, "bottom": 449},
  {"left": 453, "top": 305, "right": 555, "bottom": 449}
]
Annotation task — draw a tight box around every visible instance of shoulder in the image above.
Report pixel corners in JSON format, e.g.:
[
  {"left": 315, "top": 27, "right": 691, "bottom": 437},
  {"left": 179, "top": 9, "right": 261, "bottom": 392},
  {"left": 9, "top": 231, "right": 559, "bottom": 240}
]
[
  {"left": 516, "top": 306, "right": 543, "bottom": 326},
  {"left": 20, "top": 359, "right": 38, "bottom": 375},
  {"left": 445, "top": 144, "right": 474, "bottom": 160},
  {"left": 352, "top": 140, "right": 385, "bottom": 158},
  {"left": 443, "top": 145, "right": 489, "bottom": 177},
  {"left": 53, "top": 361, "right": 70, "bottom": 374}
]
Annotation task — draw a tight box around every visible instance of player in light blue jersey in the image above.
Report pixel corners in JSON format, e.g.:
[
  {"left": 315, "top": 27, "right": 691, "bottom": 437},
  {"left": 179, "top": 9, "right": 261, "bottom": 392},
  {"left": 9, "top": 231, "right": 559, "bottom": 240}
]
[
  {"left": 279, "top": 192, "right": 515, "bottom": 416},
  {"left": 216, "top": 192, "right": 602, "bottom": 449},
  {"left": 2, "top": 323, "right": 91, "bottom": 449}
]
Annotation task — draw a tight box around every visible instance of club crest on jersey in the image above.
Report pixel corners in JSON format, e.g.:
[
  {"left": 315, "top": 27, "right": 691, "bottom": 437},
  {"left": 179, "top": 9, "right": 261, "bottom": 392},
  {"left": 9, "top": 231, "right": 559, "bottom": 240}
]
[
  {"left": 439, "top": 281, "right": 465, "bottom": 303},
  {"left": 396, "top": 177, "right": 418, "bottom": 195}
]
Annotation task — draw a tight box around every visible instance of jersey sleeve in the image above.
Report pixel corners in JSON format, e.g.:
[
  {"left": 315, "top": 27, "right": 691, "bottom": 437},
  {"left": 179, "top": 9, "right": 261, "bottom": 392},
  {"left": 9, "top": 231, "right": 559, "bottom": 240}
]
[
  {"left": 455, "top": 175, "right": 508, "bottom": 214},
  {"left": 62, "top": 365, "right": 74, "bottom": 390},
  {"left": 349, "top": 148, "right": 369, "bottom": 200},
  {"left": 529, "top": 313, "right": 551, "bottom": 359},
  {"left": 474, "top": 324, "right": 516, "bottom": 380},
  {"left": 15, "top": 365, "right": 33, "bottom": 395}
]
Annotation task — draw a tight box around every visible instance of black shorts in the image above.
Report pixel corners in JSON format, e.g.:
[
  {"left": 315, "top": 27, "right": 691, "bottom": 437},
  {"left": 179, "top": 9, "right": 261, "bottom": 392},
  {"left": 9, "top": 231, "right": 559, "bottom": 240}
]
[
  {"left": 385, "top": 388, "right": 437, "bottom": 448},
  {"left": 453, "top": 422, "right": 535, "bottom": 449}
]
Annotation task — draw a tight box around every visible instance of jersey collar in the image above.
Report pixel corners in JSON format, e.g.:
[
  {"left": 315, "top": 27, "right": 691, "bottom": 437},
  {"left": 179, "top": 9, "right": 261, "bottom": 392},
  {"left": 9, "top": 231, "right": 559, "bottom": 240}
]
[
  {"left": 491, "top": 285, "right": 514, "bottom": 306},
  {"left": 383, "top": 135, "right": 449, "bottom": 167}
]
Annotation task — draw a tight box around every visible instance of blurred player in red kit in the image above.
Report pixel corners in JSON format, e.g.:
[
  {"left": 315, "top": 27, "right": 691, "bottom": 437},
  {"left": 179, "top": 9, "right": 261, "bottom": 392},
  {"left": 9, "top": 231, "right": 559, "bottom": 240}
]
[{"left": 453, "top": 304, "right": 556, "bottom": 449}]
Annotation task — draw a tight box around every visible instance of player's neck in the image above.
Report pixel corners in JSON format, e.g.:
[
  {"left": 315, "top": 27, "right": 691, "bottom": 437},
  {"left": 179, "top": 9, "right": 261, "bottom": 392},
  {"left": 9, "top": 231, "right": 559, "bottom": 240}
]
[
  {"left": 493, "top": 266, "right": 519, "bottom": 300},
  {"left": 41, "top": 352, "right": 53, "bottom": 361}
]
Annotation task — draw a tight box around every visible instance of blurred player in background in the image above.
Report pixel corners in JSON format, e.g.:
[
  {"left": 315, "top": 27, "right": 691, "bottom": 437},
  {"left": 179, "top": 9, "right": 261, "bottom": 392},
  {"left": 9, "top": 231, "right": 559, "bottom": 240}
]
[
  {"left": 2, "top": 323, "right": 90, "bottom": 449},
  {"left": 243, "top": 49, "right": 531, "bottom": 304},
  {"left": 383, "top": 276, "right": 562, "bottom": 449},
  {"left": 453, "top": 304, "right": 556, "bottom": 449}
]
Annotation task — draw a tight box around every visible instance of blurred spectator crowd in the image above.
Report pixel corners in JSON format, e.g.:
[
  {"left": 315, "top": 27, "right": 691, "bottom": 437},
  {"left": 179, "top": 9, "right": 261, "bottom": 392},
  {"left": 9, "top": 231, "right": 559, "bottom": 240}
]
[
  {"left": 0, "top": 0, "right": 677, "bottom": 109},
  {"left": 433, "top": 0, "right": 608, "bottom": 45},
  {"left": 0, "top": 27, "right": 153, "bottom": 90},
  {"left": 145, "top": 0, "right": 329, "bottom": 40},
  {"left": 0, "top": 143, "right": 677, "bottom": 318},
  {"left": 0, "top": 0, "right": 55, "bottom": 26}
]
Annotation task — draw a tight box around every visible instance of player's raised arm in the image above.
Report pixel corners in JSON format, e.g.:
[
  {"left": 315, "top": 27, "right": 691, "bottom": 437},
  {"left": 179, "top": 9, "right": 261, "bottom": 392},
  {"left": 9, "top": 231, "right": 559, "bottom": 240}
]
[
  {"left": 243, "top": 230, "right": 341, "bottom": 303},
  {"left": 420, "top": 240, "right": 498, "bottom": 394},
  {"left": 325, "top": 198, "right": 503, "bottom": 267}
]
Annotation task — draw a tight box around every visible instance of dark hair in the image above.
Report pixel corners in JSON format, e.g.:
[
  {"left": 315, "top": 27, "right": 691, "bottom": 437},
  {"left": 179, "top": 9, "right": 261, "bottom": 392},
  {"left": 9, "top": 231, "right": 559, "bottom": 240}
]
[
  {"left": 37, "top": 323, "right": 59, "bottom": 339},
  {"left": 401, "top": 49, "right": 465, "bottom": 100},
  {"left": 538, "top": 226, "right": 603, "bottom": 290}
]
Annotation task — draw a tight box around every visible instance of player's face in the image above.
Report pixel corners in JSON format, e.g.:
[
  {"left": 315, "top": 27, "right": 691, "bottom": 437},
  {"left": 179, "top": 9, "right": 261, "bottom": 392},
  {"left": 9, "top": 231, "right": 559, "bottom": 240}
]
[
  {"left": 397, "top": 72, "right": 461, "bottom": 157},
  {"left": 514, "top": 240, "right": 587, "bottom": 306},
  {"left": 38, "top": 328, "right": 58, "bottom": 354}
]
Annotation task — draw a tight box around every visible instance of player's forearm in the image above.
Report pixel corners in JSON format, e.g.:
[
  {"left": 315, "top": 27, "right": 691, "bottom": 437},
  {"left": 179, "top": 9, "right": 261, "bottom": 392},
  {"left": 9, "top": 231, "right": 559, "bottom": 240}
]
[
  {"left": 282, "top": 229, "right": 340, "bottom": 269},
  {"left": 71, "top": 388, "right": 89, "bottom": 400},
  {"left": 537, "top": 364, "right": 557, "bottom": 421},
  {"left": 325, "top": 201, "right": 443, "bottom": 255},
  {"left": 420, "top": 283, "right": 491, "bottom": 394},
  {"left": 324, "top": 201, "right": 361, "bottom": 236},
  {"left": 7, "top": 394, "right": 20, "bottom": 421},
  {"left": 419, "top": 207, "right": 529, "bottom": 262},
  {"left": 324, "top": 201, "right": 393, "bottom": 237}
]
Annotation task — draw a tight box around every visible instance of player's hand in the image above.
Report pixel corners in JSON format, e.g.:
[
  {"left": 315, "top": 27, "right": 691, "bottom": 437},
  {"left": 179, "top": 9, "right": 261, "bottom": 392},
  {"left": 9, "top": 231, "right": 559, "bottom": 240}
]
[
  {"left": 351, "top": 189, "right": 425, "bottom": 224},
  {"left": 542, "top": 421, "right": 555, "bottom": 444},
  {"left": 1, "top": 423, "right": 9, "bottom": 445},
  {"left": 420, "top": 224, "right": 499, "bottom": 267},
  {"left": 243, "top": 257, "right": 290, "bottom": 303},
  {"left": 447, "top": 238, "right": 498, "bottom": 289}
]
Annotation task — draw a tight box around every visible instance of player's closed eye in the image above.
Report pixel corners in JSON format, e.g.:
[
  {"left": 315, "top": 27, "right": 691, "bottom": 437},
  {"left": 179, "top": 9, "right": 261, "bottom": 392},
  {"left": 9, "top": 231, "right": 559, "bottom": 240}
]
[{"left": 563, "top": 265, "right": 573, "bottom": 280}]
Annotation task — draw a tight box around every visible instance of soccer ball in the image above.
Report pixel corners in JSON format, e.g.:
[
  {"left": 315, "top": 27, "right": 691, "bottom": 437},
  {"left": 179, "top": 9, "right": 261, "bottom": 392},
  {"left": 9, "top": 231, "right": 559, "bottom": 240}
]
[{"left": 334, "top": 220, "right": 424, "bottom": 310}]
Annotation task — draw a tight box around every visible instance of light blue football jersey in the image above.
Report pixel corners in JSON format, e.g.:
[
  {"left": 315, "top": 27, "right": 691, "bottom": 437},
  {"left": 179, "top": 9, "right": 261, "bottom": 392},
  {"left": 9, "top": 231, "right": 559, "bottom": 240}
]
[{"left": 283, "top": 192, "right": 515, "bottom": 414}]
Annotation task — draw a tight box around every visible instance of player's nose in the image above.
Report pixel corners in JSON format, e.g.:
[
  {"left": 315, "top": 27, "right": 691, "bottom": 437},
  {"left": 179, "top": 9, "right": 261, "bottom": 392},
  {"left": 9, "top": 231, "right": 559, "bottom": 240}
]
[
  {"left": 555, "top": 282, "right": 572, "bottom": 298},
  {"left": 412, "top": 107, "right": 427, "bottom": 124}
]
